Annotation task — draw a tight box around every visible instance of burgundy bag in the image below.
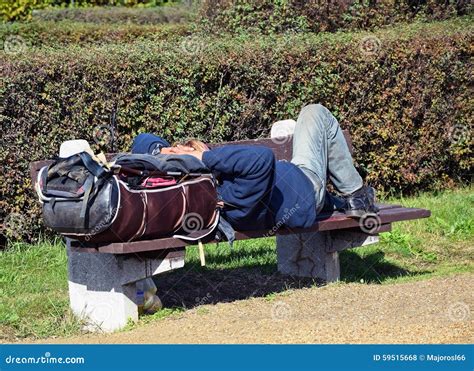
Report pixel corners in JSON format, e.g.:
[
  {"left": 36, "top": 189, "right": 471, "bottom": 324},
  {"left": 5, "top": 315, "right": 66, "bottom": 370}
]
[{"left": 36, "top": 152, "right": 219, "bottom": 244}]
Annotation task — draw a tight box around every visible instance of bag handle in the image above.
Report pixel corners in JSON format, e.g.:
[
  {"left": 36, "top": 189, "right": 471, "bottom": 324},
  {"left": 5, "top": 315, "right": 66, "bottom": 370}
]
[
  {"left": 77, "top": 152, "right": 109, "bottom": 228},
  {"left": 79, "top": 152, "right": 109, "bottom": 179}
]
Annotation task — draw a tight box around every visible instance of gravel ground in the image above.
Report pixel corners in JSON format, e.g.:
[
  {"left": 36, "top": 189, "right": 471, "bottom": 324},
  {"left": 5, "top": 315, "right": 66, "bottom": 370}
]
[{"left": 32, "top": 274, "right": 473, "bottom": 344}]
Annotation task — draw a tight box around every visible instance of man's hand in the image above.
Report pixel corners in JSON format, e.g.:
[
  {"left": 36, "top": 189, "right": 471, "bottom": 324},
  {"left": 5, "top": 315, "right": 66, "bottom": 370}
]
[{"left": 161, "top": 145, "right": 205, "bottom": 161}]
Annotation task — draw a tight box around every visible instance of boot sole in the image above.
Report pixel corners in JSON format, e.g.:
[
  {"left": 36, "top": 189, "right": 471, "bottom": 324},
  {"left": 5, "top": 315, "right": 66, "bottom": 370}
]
[{"left": 345, "top": 209, "right": 380, "bottom": 218}]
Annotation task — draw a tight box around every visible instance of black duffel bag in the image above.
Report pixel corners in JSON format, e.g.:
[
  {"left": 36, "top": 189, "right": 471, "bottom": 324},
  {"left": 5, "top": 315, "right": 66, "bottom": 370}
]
[{"left": 36, "top": 152, "right": 219, "bottom": 243}]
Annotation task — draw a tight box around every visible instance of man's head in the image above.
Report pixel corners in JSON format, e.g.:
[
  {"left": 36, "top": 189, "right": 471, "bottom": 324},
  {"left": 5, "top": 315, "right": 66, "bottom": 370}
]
[
  {"left": 161, "top": 139, "right": 209, "bottom": 160},
  {"left": 131, "top": 134, "right": 209, "bottom": 156},
  {"left": 172, "top": 139, "right": 209, "bottom": 152}
]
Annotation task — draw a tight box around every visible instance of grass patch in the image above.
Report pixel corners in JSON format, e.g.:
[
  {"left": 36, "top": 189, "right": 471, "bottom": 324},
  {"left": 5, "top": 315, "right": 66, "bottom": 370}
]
[
  {"left": 0, "top": 187, "right": 472, "bottom": 341},
  {"left": 182, "top": 186, "right": 473, "bottom": 286},
  {"left": 0, "top": 239, "right": 83, "bottom": 341},
  {"left": 121, "top": 307, "right": 184, "bottom": 332},
  {"left": 340, "top": 187, "right": 473, "bottom": 283}
]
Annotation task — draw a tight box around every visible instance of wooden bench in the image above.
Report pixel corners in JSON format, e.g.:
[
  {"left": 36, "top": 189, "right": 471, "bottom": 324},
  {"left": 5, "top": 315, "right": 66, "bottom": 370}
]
[{"left": 29, "top": 125, "right": 430, "bottom": 332}]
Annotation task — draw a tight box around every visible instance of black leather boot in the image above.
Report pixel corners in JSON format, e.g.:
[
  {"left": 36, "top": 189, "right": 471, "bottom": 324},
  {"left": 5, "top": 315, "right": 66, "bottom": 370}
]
[{"left": 344, "top": 186, "right": 379, "bottom": 218}]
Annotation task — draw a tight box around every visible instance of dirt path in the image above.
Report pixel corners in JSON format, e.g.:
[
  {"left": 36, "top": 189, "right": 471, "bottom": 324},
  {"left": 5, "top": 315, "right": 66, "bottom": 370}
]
[{"left": 35, "top": 274, "right": 473, "bottom": 344}]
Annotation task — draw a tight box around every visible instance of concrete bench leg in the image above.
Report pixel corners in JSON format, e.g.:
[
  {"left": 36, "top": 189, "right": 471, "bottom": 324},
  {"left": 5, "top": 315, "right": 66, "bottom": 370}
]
[
  {"left": 65, "top": 240, "right": 185, "bottom": 332},
  {"left": 277, "top": 231, "right": 379, "bottom": 282}
]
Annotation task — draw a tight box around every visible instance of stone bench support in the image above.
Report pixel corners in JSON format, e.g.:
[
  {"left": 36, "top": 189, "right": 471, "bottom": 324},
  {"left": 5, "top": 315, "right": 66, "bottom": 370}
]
[
  {"left": 66, "top": 239, "right": 185, "bottom": 332},
  {"left": 277, "top": 231, "right": 379, "bottom": 282}
]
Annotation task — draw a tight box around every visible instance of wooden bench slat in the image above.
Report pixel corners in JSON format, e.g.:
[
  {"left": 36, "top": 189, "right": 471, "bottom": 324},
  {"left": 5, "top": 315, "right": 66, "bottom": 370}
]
[{"left": 70, "top": 205, "right": 430, "bottom": 254}]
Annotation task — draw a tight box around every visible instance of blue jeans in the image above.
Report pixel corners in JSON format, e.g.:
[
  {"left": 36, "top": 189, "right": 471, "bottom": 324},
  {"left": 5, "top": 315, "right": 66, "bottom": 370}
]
[{"left": 291, "top": 104, "right": 363, "bottom": 213}]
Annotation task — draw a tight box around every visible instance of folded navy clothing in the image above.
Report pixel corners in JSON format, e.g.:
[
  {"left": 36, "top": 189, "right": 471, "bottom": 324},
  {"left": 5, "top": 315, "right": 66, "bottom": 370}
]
[{"left": 113, "top": 153, "right": 210, "bottom": 175}]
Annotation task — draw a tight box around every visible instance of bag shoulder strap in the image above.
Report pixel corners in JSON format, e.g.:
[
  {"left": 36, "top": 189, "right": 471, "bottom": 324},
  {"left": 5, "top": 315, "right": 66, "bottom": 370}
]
[{"left": 79, "top": 152, "right": 109, "bottom": 179}]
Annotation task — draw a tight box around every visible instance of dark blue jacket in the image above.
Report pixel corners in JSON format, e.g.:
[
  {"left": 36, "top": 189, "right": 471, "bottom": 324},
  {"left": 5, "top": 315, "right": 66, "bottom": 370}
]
[{"left": 202, "top": 145, "right": 316, "bottom": 231}]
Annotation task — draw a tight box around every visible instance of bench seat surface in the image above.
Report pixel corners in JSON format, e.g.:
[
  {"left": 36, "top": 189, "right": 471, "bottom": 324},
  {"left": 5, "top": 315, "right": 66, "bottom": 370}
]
[{"left": 70, "top": 203, "right": 430, "bottom": 254}]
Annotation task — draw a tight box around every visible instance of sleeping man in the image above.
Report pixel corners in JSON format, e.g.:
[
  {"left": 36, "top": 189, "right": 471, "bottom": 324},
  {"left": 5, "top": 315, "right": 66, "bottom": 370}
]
[{"left": 131, "top": 104, "right": 379, "bottom": 231}]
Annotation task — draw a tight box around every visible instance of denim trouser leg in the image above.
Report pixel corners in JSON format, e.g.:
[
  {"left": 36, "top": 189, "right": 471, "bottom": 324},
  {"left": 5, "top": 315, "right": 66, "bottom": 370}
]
[{"left": 291, "top": 104, "right": 363, "bottom": 212}]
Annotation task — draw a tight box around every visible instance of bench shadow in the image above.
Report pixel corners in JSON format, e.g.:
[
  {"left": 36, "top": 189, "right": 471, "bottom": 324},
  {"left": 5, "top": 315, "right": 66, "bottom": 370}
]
[
  {"left": 154, "top": 250, "right": 430, "bottom": 310},
  {"left": 154, "top": 263, "right": 322, "bottom": 309},
  {"left": 339, "top": 250, "right": 431, "bottom": 283}
]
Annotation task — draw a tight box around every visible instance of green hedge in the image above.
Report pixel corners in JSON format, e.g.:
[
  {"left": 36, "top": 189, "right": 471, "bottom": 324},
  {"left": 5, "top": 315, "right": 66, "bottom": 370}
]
[
  {"left": 1, "top": 0, "right": 49, "bottom": 22},
  {"left": 32, "top": 4, "right": 193, "bottom": 24},
  {"left": 200, "top": 0, "right": 472, "bottom": 34},
  {"left": 1, "top": 18, "right": 472, "bottom": 242},
  {"left": 1, "top": 0, "right": 179, "bottom": 22},
  {"left": 0, "top": 21, "right": 191, "bottom": 48},
  {"left": 46, "top": 0, "right": 175, "bottom": 5}
]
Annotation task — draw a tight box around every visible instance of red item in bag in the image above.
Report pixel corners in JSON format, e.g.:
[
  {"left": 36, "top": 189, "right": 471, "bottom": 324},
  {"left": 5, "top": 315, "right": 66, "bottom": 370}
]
[{"left": 141, "top": 176, "right": 177, "bottom": 188}]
